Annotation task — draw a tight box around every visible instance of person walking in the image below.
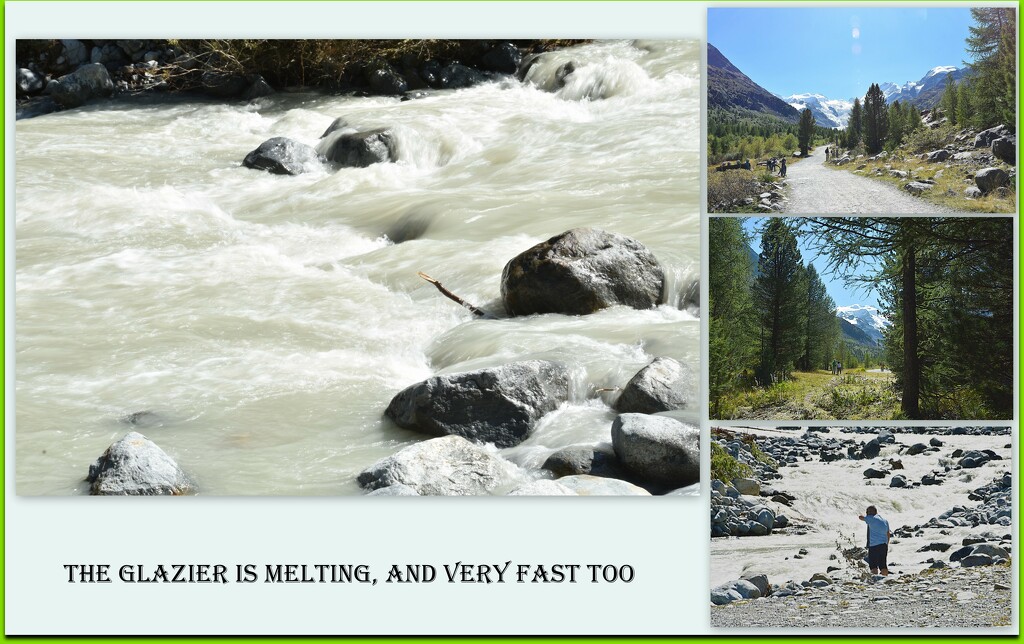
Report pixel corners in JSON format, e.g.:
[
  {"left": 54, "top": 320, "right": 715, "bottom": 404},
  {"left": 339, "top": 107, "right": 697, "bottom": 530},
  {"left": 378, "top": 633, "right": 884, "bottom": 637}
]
[
  {"left": 858, "top": 506, "right": 892, "bottom": 576},
  {"left": 780, "top": 158, "right": 787, "bottom": 178}
]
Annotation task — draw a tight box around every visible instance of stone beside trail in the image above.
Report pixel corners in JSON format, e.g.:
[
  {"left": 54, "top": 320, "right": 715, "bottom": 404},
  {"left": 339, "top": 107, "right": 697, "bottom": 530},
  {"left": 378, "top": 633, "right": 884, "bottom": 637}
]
[{"left": 711, "top": 564, "right": 1013, "bottom": 628}]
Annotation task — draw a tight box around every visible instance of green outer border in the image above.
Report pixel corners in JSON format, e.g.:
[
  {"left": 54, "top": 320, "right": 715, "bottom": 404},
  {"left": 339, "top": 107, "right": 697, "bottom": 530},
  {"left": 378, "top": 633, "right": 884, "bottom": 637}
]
[{"left": 1, "top": 1, "right": 1020, "bottom": 640}]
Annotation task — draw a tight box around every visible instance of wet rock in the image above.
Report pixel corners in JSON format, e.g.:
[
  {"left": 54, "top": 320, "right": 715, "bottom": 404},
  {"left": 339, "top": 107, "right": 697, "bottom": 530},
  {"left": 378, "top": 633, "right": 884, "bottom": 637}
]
[
  {"left": 48, "top": 63, "right": 114, "bottom": 108},
  {"left": 960, "top": 554, "right": 995, "bottom": 568},
  {"left": 611, "top": 414, "right": 699, "bottom": 489},
  {"left": 907, "top": 443, "right": 928, "bottom": 456},
  {"left": 615, "top": 357, "right": 694, "bottom": 414},
  {"left": 501, "top": 228, "right": 664, "bottom": 316},
  {"left": 958, "top": 450, "right": 994, "bottom": 469},
  {"left": 922, "top": 473, "right": 942, "bottom": 486},
  {"left": 479, "top": 42, "right": 522, "bottom": 74},
  {"left": 241, "top": 75, "right": 275, "bottom": 101},
  {"left": 320, "top": 117, "right": 350, "bottom": 138},
  {"left": 367, "top": 64, "right": 408, "bottom": 95},
  {"left": 357, "top": 435, "right": 519, "bottom": 495},
  {"left": 861, "top": 438, "right": 881, "bottom": 459},
  {"left": 438, "top": 63, "right": 488, "bottom": 89},
  {"left": 890, "top": 474, "right": 908, "bottom": 488},
  {"left": 542, "top": 443, "right": 627, "bottom": 479},
  {"left": 556, "top": 474, "right": 650, "bottom": 496},
  {"left": 506, "top": 479, "right": 576, "bottom": 496},
  {"left": 317, "top": 128, "right": 397, "bottom": 168},
  {"left": 243, "top": 137, "right": 324, "bottom": 176},
  {"left": 87, "top": 432, "right": 195, "bottom": 495},
  {"left": 384, "top": 360, "right": 569, "bottom": 448},
  {"left": 929, "top": 437, "right": 944, "bottom": 447},
  {"left": 61, "top": 39, "right": 89, "bottom": 67},
  {"left": 17, "top": 68, "right": 45, "bottom": 96},
  {"left": 199, "top": 71, "right": 249, "bottom": 98},
  {"left": 975, "top": 167, "right": 1010, "bottom": 194},
  {"left": 864, "top": 467, "right": 889, "bottom": 479},
  {"left": 366, "top": 483, "right": 420, "bottom": 496}
]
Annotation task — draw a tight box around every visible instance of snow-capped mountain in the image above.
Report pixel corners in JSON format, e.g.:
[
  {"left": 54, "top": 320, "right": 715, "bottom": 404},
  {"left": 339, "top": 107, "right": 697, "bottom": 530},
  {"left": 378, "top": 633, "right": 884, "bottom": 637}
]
[
  {"left": 782, "top": 93, "right": 854, "bottom": 128},
  {"left": 835, "top": 304, "right": 890, "bottom": 344},
  {"left": 781, "top": 65, "right": 972, "bottom": 130}
]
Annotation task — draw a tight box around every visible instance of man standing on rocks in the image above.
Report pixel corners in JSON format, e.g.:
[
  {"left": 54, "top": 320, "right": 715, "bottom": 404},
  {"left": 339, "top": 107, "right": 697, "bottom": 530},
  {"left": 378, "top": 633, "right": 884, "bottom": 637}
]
[{"left": 859, "top": 505, "right": 892, "bottom": 576}]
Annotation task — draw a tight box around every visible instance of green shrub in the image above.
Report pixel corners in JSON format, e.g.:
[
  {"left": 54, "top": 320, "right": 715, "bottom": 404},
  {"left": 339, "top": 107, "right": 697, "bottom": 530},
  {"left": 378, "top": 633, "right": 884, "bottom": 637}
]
[{"left": 710, "top": 442, "right": 753, "bottom": 483}]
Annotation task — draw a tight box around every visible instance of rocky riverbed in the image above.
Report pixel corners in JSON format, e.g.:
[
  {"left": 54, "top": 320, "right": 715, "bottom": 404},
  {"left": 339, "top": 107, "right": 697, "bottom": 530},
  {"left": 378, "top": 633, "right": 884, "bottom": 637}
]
[{"left": 710, "top": 426, "right": 1013, "bottom": 628}]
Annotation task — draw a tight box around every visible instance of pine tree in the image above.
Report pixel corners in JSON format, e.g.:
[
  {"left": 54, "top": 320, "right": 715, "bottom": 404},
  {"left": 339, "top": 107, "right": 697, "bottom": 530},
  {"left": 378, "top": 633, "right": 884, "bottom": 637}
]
[
  {"left": 847, "top": 98, "right": 863, "bottom": 148},
  {"left": 800, "top": 263, "right": 839, "bottom": 371},
  {"left": 887, "top": 101, "right": 906, "bottom": 149},
  {"left": 797, "top": 108, "right": 816, "bottom": 157},
  {"left": 965, "top": 7, "right": 1017, "bottom": 129},
  {"left": 956, "top": 79, "right": 974, "bottom": 126},
  {"left": 940, "top": 74, "right": 958, "bottom": 124},
  {"left": 752, "top": 219, "right": 807, "bottom": 383},
  {"left": 862, "top": 83, "right": 888, "bottom": 154},
  {"left": 905, "top": 103, "right": 923, "bottom": 133},
  {"left": 709, "top": 218, "right": 758, "bottom": 415}
]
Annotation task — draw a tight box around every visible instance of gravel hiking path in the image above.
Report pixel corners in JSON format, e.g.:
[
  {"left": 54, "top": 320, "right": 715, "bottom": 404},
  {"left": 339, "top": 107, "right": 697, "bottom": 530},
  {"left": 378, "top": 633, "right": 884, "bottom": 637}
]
[{"left": 783, "top": 148, "right": 959, "bottom": 214}]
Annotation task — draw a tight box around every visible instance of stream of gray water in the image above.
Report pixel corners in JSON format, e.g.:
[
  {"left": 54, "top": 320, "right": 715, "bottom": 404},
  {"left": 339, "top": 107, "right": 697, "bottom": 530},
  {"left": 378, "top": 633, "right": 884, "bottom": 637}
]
[{"left": 15, "top": 40, "right": 700, "bottom": 495}]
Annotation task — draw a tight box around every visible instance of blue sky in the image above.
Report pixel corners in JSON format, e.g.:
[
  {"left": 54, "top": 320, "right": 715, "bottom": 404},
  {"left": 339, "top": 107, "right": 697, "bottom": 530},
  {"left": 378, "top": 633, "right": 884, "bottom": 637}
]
[
  {"left": 741, "top": 218, "right": 881, "bottom": 310},
  {"left": 709, "top": 7, "right": 975, "bottom": 99}
]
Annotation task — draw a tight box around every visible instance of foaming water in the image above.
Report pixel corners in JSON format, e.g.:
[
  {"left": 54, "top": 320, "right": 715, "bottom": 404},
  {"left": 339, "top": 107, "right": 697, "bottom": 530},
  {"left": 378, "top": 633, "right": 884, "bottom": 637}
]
[{"left": 15, "top": 40, "right": 700, "bottom": 495}]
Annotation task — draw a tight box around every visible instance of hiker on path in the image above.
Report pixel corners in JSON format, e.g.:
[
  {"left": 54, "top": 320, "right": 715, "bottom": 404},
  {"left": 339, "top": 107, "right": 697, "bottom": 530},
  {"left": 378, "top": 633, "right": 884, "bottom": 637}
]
[{"left": 780, "top": 158, "right": 787, "bottom": 178}]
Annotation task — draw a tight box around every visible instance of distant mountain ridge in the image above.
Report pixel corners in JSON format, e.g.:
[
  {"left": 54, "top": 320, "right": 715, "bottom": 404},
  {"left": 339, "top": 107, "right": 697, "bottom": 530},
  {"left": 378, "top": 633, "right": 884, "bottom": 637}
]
[
  {"left": 707, "top": 43, "right": 801, "bottom": 123},
  {"left": 710, "top": 44, "right": 972, "bottom": 128},
  {"left": 836, "top": 304, "right": 889, "bottom": 345}
]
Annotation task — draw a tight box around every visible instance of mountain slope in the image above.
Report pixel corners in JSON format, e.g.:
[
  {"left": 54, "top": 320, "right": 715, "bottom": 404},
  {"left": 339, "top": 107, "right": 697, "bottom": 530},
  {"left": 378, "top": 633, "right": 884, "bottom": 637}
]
[
  {"left": 783, "top": 93, "right": 853, "bottom": 129},
  {"left": 836, "top": 304, "right": 889, "bottom": 345},
  {"left": 708, "top": 43, "right": 801, "bottom": 123}
]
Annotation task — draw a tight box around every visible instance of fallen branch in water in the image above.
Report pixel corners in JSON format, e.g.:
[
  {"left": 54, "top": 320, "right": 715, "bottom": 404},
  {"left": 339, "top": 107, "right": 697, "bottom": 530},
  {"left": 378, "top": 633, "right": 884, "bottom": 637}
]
[{"left": 418, "top": 272, "right": 492, "bottom": 318}]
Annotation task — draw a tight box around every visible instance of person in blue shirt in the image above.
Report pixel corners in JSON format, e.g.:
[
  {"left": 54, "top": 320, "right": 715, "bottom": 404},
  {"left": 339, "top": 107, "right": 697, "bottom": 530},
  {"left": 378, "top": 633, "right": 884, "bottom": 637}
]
[{"left": 859, "top": 505, "right": 892, "bottom": 576}]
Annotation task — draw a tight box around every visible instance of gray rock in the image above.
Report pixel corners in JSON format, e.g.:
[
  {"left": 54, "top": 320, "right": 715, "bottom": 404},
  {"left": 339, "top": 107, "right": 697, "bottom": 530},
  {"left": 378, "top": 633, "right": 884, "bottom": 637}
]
[
  {"left": 199, "top": 71, "right": 249, "bottom": 98},
  {"left": 610, "top": 414, "right": 699, "bottom": 489},
  {"left": 929, "top": 437, "right": 944, "bottom": 447},
  {"left": 904, "top": 181, "right": 934, "bottom": 195},
  {"left": 730, "top": 579, "right": 762, "bottom": 599},
  {"left": 968, "top": 544, "right": 1009, "bottom": 560},
  {"left": 556, "top": 474, "right": 650, "bottom": 496},
  {"left": 61, "top": 39, "right": 88, "bottom": 67},
  {"left": 615, "top": 357, "right": 694, "bottom": 414},
  {"left": 480, "top": 42, "right": 522, "bottom": 74},
  {"left": 87, "top": 432, "right": 195, "bottom": 495},
  {"left": 753, "top": 506, "right": 776, "bottom": 531},
  {"left": 506, "top": 479, "right": 577, "bottom": 496},
  {"left": 320, "top": 117, "right": 350, "bottom": 138},
  {"left": 243, "top": 137, "right": 324, "bottom": 176},
  {"left": 926, "top": 149, "right": 950, "bottom": 162},
  {"left": 48, "top": 63, "right": 114, "bottom": 108},
  {"left": 741, "top": 574, "right": 771, "bottom": 597},
  {"left": 438, "top": 63, "right": 488, "bottom": 89},
  {"left": 542, "top": 443, "right": 627, "bottom": 479},
  {"left": 964, "top": 186, "right": 983, "bottom": 198},
  {"left": 367, "top": 64, "right": 408, "bottom": 95},
  {"left": 991, "top": 137, "right": 1015, "bottom": 165},
  {"left": 366, "top": 483, "right": 420, "bottom": 496},
  {"left": 960, "top": 554, "right": 995, "bottom": 568},
  {"left": 732, "top": 477, "right": 760, "bottom": 496},
  {"left": 975, "top": 167, "right": 1010, "bottom": 193},
  {"left": 385, "top": 360, "right": 569, "bottom": 448},
  {"left": 974, "top": 124, "right": 1011, "bottom": 148},
  {"left": 357, "top": 435, "right": 519, "bottom": 495},
  {"left": 711, "top": 586, "right": 742, "bottom": 606},
  {"left": 317, "top": 128, "right": 397, "bottom": 167},
  {"left": 500, "top": 228, "right": 664, "bottom": 316},
  {"left": 889, "top": 169, "right": 909, "bottom": 179},
  {"left": 862, "top": 438, "right": 881, "bottom": 459},
  {"left": 890, "top": 474, "right": 908, "bottom": 488},
  {"left": 242, "top": 75, "right": 275, "bottom": 101},
  {"left": 907, "top": 443, "right": 928, "bottom": 456},
  {"left": 864, "top": 467, "right": 889, "bottom": 479}
]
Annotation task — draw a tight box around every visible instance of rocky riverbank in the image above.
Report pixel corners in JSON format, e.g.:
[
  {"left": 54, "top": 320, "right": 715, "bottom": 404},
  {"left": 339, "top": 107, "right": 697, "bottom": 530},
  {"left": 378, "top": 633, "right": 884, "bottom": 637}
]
[
  {"left": 16, "top": 38, "right": 582, "bottom": 120},
  {"left": 710, "top": 426, "right": 1012, "bottom": 627}
]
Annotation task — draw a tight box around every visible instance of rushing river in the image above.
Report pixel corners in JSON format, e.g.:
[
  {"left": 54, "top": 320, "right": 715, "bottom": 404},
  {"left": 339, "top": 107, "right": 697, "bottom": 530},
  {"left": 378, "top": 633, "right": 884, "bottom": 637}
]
[{"left": 14, "top": 40, "right": 701, "bottom": 495}]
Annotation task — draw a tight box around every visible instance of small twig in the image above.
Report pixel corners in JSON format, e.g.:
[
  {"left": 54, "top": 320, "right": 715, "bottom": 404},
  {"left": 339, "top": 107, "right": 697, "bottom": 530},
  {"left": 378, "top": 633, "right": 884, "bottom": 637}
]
[{"left": 418, "top": 272, "right": 491, "bottom": 318}]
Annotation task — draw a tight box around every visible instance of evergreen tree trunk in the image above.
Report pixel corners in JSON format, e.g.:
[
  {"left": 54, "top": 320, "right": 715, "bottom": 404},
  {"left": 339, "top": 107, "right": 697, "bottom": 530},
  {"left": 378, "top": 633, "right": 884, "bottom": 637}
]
[{"left": 901, "top": 245, "right": 920, "bottom": 419}]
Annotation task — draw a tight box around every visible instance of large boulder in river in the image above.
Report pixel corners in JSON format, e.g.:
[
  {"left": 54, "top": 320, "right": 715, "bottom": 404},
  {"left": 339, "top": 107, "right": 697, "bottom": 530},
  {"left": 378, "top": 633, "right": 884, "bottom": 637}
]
[
  {"left": 317, "top": 128, "right": 397, "bottom": 167},
  {"left": 384, "top": 360, "right": 569, "bottom": 448},
  {"left": 611, "top": 414, "right": 699, "bottom": 489},
  {"left": 86, "top": 432, "right": 195, "bottom": 495},
  {"left": 243, "top": 137, "right": 324, "bottom": 176},
  {"left": 975, "top": 167, "right": 1010, "bottom": 194},
  {"left": 615, "top": 357, "right": 694, "bottom": 413},
  {"left": 366, "top": 64, "right": 409, "bottom": 95},
  {"left": 357, "top": 435, "right": 519, "bottom": 495},
  {"left": 48, "top": 63, "right": 114, "bottom": 108},
  {"left": 500, "top": 228, "right": 664, "bottom": 316},
  {"left": 17, "top": 68, "right": 45, "bottom": 97},
  {"left": 555, "top": 474, "right": 651, "bottom": 496},
  {"left": 479, "top": 42, "right": 522, "bottom": 74}
]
